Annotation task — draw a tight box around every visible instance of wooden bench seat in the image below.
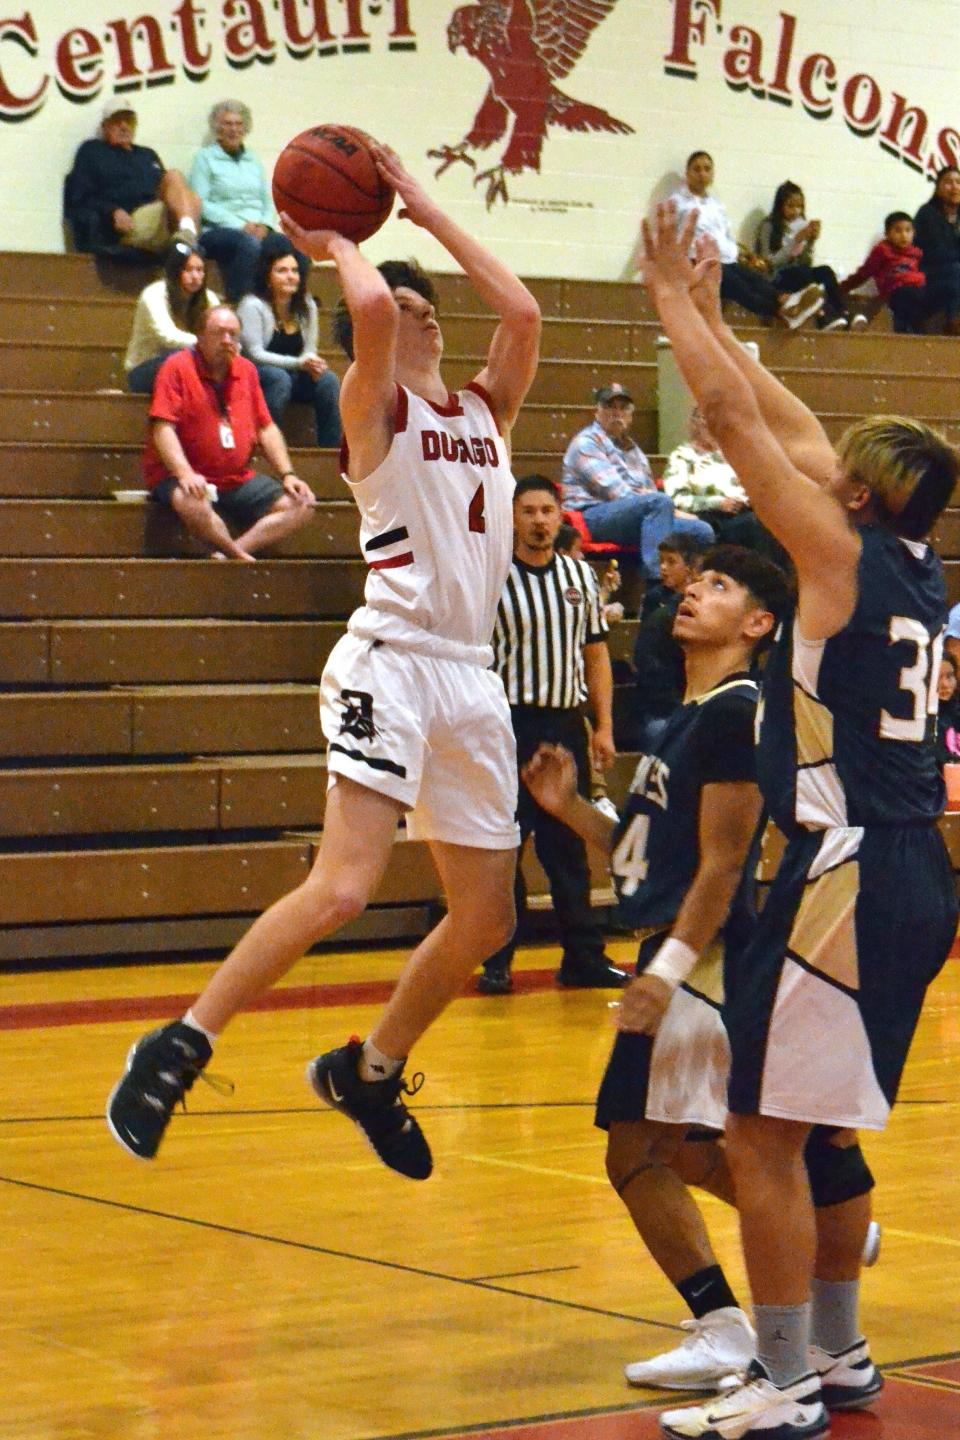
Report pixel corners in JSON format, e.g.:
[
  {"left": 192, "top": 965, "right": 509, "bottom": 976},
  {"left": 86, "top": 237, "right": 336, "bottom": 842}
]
[
  {"left": 0, "top": 499, "right": 361, "bottom": 558},
  {"left": 0, "top": 558, "right": 367, "bottom": 618},
  {"left": 0, "top": 685, "right": 324, "bottom": 759}
]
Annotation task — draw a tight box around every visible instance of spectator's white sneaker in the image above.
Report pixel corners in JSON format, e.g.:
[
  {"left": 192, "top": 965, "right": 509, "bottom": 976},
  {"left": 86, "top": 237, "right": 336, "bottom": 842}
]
[
  {"left": 781, "top": 284, "right": 825, "bottom": 330},
  {"left": 862, "top": 1220, "right": 881, "bottom": 1267},
  {"left": 625, "top": 1307, "right": 756, "bottom": 1390},
  {"left": 659, "top": 1361, "right": 829, "bottom": 1438},
  {"left": 810, "top": 1338, "right": 883, "bottom": 1411},
  {"left": 849, "top": 312, "right": 870, "bottom": 328}
]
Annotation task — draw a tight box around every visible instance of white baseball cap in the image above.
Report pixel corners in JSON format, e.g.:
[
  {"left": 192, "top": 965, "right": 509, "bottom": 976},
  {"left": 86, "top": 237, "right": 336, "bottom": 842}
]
[{"left": 102, "top": 98, "right": 137, "bottom": 123}]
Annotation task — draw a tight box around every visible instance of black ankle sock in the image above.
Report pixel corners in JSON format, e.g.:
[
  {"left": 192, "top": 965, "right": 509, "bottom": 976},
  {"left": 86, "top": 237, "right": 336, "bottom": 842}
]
[{"left": 676, "top": 1264, "right": 739, "bottom": 1320}]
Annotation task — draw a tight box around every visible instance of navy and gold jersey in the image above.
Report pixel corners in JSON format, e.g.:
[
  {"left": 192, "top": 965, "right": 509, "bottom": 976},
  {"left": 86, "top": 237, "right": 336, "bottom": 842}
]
[
  {"left": 757, "top": 525, "right": 947, "bottom": 833},
  {"left": 611, "top": 673, "right": 758, "bottom": 930}
]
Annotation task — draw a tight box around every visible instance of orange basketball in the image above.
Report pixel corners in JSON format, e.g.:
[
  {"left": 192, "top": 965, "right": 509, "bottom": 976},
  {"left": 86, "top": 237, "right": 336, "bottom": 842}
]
[{"left": 272, "top": 124, "right": 395, "bottom": 243}]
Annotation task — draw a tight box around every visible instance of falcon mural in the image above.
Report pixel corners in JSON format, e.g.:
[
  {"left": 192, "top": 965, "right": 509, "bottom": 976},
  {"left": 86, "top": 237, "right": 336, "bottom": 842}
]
[{"left": 429, "top": 0, "right": 633, "bottom": 208}]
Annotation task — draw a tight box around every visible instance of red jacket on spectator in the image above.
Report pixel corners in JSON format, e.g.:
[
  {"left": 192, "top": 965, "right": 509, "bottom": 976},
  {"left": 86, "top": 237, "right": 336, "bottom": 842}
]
[{"left": 843, "top": 242, "right": 925, "bottom": 301}]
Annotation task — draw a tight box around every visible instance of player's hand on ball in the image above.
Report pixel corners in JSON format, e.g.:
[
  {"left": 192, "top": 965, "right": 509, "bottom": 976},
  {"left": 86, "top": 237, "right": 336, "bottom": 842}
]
[
  {"left": 616, "top": 974, "right": 672, "bottom": 1035},
  {"left": 372, "top": 145, "right": 437, "bottom": 228},
  {"left": 278, "top": 213, "right": 346, "bottom": 262},
  {"left": 522, "top": 743, "right": 577, "bottom": 815}
]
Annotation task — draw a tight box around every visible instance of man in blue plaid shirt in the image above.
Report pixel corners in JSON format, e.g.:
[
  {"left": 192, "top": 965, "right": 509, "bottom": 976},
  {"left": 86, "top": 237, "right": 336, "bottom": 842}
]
[{"left": 562, "top": 383, "right": 713, "bottom": 579}]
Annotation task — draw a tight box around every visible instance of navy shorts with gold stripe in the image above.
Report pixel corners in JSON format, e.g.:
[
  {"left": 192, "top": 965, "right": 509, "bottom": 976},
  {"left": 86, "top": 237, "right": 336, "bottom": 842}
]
[{"left": 725, "top": 822, "right": 956, "bottom": 1130}]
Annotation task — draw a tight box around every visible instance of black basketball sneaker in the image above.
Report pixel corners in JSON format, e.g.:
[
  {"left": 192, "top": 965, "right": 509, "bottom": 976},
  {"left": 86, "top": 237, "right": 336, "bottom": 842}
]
[{"left": 307, "top": 1036, "right": 432, "bottom": 1180}]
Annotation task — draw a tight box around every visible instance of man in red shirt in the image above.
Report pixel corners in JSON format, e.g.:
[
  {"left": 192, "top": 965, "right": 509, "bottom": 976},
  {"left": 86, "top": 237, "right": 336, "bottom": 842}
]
[{"left": 145, "top": 305, "right": 316, "bottom": 559}]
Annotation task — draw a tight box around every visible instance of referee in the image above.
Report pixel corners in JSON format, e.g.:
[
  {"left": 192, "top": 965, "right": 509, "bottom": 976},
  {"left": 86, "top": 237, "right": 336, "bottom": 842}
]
[{"left": 480, "top": 475, "right": 628, "bottom": 994}]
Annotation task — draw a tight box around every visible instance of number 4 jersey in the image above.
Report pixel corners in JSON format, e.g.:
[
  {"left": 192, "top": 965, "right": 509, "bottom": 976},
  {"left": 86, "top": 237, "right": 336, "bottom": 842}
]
[
  {"left": 757, "top": 524, "right": 947, "bottom": 833},
  {"left": 611, "top": 672, "right": 760, "bottom": 931},
  {"left": 343, "top": 382, "right": 515, "bottom": 658}
]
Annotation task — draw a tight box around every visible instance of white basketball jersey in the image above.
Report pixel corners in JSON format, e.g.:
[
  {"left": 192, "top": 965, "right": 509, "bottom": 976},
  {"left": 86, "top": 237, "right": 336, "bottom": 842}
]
[{"left": 345, "top": 383, "right": 515, "bottom": 658}]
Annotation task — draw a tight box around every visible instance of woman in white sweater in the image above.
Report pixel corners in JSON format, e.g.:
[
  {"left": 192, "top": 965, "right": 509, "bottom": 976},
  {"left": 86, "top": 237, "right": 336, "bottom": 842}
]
[
  {"left": 237, "top": 235, "right": 341, "bottom": 447},
  {"left": 124, "top": 242, "right": 219, "bottom": 392}
]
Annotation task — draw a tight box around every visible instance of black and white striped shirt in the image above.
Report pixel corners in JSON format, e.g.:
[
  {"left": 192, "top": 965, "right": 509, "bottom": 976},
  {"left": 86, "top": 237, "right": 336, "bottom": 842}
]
[{"left": 492, "top": 553, "right": 608, "bottom": 708}]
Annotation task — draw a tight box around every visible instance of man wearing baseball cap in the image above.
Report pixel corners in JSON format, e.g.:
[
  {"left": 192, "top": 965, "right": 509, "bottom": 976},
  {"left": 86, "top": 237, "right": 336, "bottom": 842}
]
[
  {"left": 65, "top": 100, "right": 201, "bottom": 256},
  {"left": 562, "top": 382, "right": 713, "bottom": 579}
]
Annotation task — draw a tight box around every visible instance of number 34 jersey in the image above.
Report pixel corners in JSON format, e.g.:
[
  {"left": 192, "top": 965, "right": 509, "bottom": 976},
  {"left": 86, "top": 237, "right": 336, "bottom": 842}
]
[
  {"left": 757, "top": 525, "right": 947, "bottom": 834},
  {"left": 611, "top": 673, "right": 759, "bottom": 931},
  {"left": 344, "top": 382, "right": 515, "bottom": 657}
]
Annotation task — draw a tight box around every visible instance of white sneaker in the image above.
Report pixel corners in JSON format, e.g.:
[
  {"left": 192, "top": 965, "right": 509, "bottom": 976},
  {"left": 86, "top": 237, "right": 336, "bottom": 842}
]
[
  {"left": 810, "top": 1338, "right": 883, "bottom": 1411},
  {"left": 626, "top": 1307, "right": 756, "bottom": 1390},
  {"left": 781, "top": 284, "right": 825, "bottom": 330},
  {"left": 817, "top": 313, "right": 848, "bottom": 332},
  {"left": 849, "top": 312, "right": 869, "bottom": 328},
  {"left": 660, "top": 1361, "right": 829, "bottom": 1438},
  {"left": 862, "top": 1219, "right": 881, "bottom": 1267}
]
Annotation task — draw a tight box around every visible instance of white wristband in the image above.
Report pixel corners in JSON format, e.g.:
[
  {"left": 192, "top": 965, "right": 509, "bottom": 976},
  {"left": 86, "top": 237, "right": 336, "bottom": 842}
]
[{"left": 643, "top": 937, "right": 699, "bottom": 991}]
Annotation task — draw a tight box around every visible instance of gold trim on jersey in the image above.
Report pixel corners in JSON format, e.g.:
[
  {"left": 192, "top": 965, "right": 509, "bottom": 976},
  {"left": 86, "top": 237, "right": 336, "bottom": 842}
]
[{"left": 787, "top": 855, "right": 861, "bottom": 992}]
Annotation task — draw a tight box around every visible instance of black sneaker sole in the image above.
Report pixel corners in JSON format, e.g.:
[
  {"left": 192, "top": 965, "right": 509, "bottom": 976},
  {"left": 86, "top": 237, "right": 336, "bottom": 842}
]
[
  {"left": 105, "top": 1040, "right": 156, "bottom": 1162},
  {"left": 821, "top": 1372, "right": 884, "bottom": 1411}
]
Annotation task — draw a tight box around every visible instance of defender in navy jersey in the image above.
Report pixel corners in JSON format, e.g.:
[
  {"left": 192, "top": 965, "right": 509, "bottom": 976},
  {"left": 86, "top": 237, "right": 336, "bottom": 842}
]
[
  {"left": 107, "top": 146, "right": 541, "bottom": 1182},
  {"left": 641, "top": 206, "right": 959, "bottom": 1438},
  {"left": 525, "top": 547, "right": 791, "bottom": 1393}
]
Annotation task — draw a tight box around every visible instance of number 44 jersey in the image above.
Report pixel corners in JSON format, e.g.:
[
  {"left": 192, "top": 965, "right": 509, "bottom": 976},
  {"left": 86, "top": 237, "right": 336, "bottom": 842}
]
[
  {"left": 757, "top": 525, "right": 948, "bottom": 834},
  {"left": 343, "top": 382, "right": 515, "bottom": 656},
  {"left": 611, "top": 673, "right": 759, "bottom": 931}
]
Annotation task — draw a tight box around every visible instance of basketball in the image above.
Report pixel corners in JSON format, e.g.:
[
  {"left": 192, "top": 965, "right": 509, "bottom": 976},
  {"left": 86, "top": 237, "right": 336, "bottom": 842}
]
[{"left": 272, "top": 124, "right": 395, "bottom": 243}]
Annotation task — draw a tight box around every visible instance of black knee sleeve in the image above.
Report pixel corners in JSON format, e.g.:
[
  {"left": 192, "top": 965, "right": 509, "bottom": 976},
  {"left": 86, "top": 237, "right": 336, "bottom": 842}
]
[{"left": 805, "top": 1126, "right": 875, "bottom": 1207}]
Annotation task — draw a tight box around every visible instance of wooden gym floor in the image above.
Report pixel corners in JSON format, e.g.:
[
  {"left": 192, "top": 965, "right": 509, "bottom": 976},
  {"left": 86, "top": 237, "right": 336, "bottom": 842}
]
[{"left": 3, "top": 939, "right": 959, "bottom": 1440}]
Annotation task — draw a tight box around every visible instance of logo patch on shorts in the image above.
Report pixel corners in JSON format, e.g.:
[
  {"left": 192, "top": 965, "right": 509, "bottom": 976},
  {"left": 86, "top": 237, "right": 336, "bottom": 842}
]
[
  {"left": 564, "top": 587, "right": 582, "bottom": 606},
  {"left": 338, "top": 689, "right": 377, "bottom": 742}
]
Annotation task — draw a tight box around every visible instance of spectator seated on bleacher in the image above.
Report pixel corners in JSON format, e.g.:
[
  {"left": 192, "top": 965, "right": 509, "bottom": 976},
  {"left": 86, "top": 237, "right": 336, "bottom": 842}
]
[
  {"left": 237, "top": 235, "right": 341, "bottom": 449},
  {"left": 64, "top": 99, "right": 201, "bottom": 259},
  {"left": 936, "top": 652, "right": 960, "bottom": 770},
  {"left": 191, "top": 100, "right": 278, "bottom": 304},
  {"left": 662, "top": 405, "right": 777, "bottom": 557},
  {"left": 842, "top": 212, "right": 940, "bottom": 335},
  {"left": 664, "top": 151, "right": 823, "bottom": 329},
  {"left": 632, "top": 531, "right": 707, "bottom": 750},
  {"left": 125, "top": 242, "right": 220, "bottom": 394},
  {"left": 755, "top": 181, "right": 861, "bottom": 332},
  {"left": 561, "top": 381, "right": 712, "bottom": 581},
  {"left": 142, "top": 304, "right": 316, "bottom": 561},
  {"left": 913, "top": 167, "right": 960, "bottom": 335}
]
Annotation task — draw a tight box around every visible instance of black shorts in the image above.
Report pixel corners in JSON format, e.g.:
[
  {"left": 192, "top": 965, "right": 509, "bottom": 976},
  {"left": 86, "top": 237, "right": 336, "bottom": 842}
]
[
  {"left": 726, "top": 822, "right": 956, "bottom": 1129},
  {"left": 595, "top": 930, "right": 730, "bottom": 1132}
]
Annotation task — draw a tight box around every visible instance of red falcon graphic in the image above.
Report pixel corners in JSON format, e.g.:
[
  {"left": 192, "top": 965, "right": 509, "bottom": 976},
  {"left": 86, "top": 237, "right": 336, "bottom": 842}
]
[{"left": 428, "top": 0, "right": 633, "bottom": 208}]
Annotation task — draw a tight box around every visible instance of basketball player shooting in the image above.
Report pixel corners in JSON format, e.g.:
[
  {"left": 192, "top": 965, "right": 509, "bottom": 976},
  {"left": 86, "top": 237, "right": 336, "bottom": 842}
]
[
  {"left": 639, "top": 208, "right": 958, "bottom": 1439},
  {"left": 107, "top": 145, "right": 541, "bottom": 1180}
]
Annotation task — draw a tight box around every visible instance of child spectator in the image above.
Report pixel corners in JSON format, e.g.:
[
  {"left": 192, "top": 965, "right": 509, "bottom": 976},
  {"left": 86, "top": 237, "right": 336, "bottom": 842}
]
[
  {"left": 756, "top": 182, "right": 862, "bottom": 332},
  {"left": 124, "top": 242, "right": 219, "bottom": 394},
  {"left": 633, "top": 533, "right": 708, "bottom": 750},
  {"left": 840, "top": 212, "right": 931, "bottom": 334}
]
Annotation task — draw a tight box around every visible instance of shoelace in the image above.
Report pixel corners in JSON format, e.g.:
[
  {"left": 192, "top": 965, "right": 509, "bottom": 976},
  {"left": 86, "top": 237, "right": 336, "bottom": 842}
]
[
  {"left": 399, "top": 1071, "right": 425, "bottom": 1099},
  {"left": 139, "top": 1061, "right": 234, "bottom": 1114}
]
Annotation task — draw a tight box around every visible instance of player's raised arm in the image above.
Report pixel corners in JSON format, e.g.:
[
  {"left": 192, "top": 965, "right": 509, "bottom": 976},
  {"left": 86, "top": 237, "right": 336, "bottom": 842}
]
[
  {"left": 688, "top": 234, "right": 837, "bottom": 488},
  {"left": 374, "top": 146, "right": 541, "bottom": 432},
  {"left": 280, "top": 217, "right": 398, "bottom": 473},
  {"left": 641, "top": 204, "right": 860, "bottom": 639}
]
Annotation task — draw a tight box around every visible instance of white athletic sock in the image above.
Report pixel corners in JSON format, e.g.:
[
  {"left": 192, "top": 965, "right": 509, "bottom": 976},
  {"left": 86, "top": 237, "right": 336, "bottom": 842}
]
[
  {"left": 811, "top": 1277, "right": 861, "bottom": 1355},
  {"left": 182, "top": 1009, "right": 218, "bottom": 1046},
  {"left": 177, "top": 217, "right": 197, "bottom": 236},
  {"left": 359, "top": 1037, "right": 403, "bottom": 1082}
]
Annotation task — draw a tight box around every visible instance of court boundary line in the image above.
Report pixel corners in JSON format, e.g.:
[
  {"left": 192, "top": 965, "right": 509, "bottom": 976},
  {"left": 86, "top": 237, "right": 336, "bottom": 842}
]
[
  {"left": 348, "top": 1350, "right": 960, "bottom": 1440},
  {"left": 0, "top": 1172, "right": 682, "bottom": 1336}
]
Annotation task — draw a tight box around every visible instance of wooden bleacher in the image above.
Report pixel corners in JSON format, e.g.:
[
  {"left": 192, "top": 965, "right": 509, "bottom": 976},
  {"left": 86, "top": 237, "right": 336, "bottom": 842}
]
[{"left": 1, "top": 252, "right": 959, "bottom": 963}]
